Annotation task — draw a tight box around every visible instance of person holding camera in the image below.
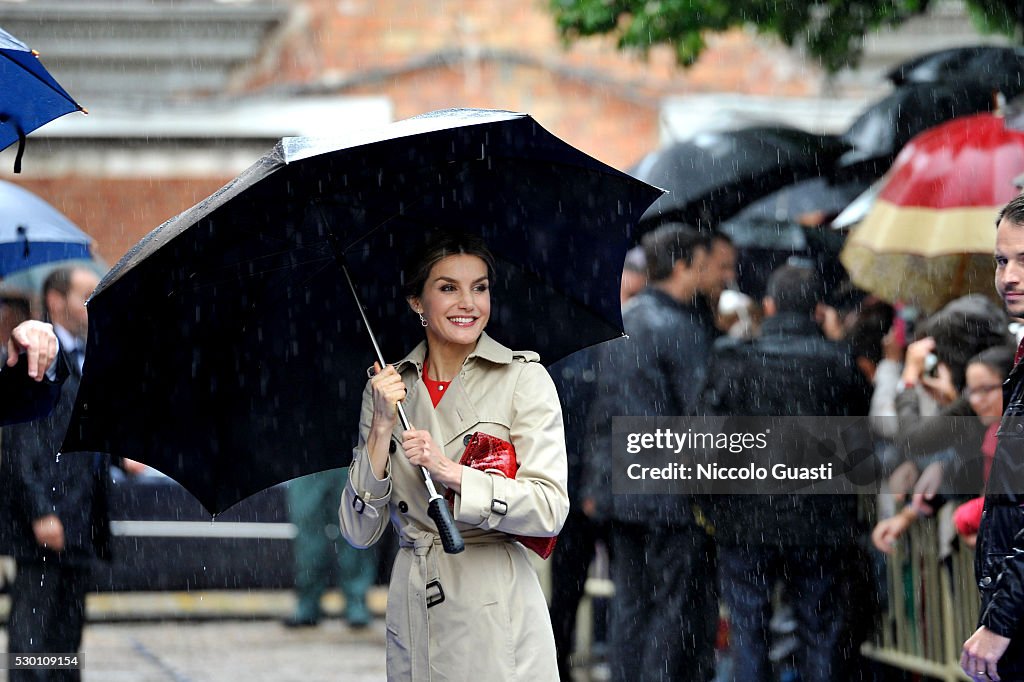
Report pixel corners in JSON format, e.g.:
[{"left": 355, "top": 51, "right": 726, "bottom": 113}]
[{"left": 885, "top": 296, "right": 1011, "bottom": 516}]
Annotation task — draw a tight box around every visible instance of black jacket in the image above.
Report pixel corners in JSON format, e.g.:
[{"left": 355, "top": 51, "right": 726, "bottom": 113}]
[
  {"left": 975, "top": 354, "right": 1024, "bottom": 677},
  {"left": 699, "top": 312, "right": 871, "bottom": 546},
  {"left": 583, "top": 287, "right": 719, "bottom": 526},
  {"left": 0, "top": 347, "right": 110, "bottom": 566},
  {"left": 549, "top": 346, "right": 600, "bottom": 507},
  {"left": 0, "top": 353, "right": 68, "bottom": 426}
]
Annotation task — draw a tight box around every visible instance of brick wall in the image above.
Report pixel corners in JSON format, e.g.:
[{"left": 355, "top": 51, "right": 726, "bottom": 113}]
[
  {"left": 10, "top": 177, "right": 231, "bottom": 265},
  {"left": 2, "top": 0, "right": 825, "bottom": 265}
]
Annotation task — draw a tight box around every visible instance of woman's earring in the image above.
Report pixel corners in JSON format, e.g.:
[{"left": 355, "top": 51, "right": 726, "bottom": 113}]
[{"left": 418, "top": 313, "right": 428, "bottom": 327}]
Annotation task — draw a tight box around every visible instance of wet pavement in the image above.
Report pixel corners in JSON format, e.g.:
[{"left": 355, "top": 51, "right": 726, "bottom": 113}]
[
  {"left": 0, "top": 587, "right": 611, "bottom": 681},
  {"left": 0, "top": 589, "right": 389, "bottom": 682},
  {"left": 1, "top": 617, "right": 388, "bottom": 682}
]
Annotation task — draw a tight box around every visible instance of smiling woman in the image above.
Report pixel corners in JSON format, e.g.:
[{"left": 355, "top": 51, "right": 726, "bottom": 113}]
[{"left": 338, "top": 231, "right": 569, "bottom": 682}]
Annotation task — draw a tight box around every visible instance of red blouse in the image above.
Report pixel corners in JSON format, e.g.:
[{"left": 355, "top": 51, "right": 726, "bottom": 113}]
[{"left": 422, "top": 362, "right": 452, "bottom": 407}]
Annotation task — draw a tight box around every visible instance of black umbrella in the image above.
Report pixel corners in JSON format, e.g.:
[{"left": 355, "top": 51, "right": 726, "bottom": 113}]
[
  {"left": 837, "top": 80, "right": 1000, "bottom": 179},
  {"left": 62, "top": 109, "right": 661, "bottom": 530},
  {"left": 729, "top": 177, "right": 868, "bottom": 226},
  {"left": 0, "top": 26, "right": 85, "bottom": 172},
  {"left": 887, "top": 45, "right": 1024, "bottom": 90},
  {"left": 632, "top": 126, "right": 847, "bottom": 229},
  {"left": 720, "top": 176, "right": 862, "bottom": 299},
  {"left": 719, "top": 218, "right": 847, "bottom": 301}
]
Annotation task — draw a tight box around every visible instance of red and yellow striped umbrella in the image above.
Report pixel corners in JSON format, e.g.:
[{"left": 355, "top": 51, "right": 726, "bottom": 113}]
[{"left": 841, "top": 112, "right": 1024, "bottom": 312}]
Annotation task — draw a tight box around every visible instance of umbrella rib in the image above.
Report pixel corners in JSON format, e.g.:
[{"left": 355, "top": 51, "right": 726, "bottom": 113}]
[
  {"left": 337, "top": 197, "right": 428, "bottom": 255},
  {"left": 176, "top": 255, "right": 334, "bottom": 294}
]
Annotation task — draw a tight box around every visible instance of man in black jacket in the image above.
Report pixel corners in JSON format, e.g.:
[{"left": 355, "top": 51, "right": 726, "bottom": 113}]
[
  {"left": 962, "top": 194, "right": 1024, "bottom": 682},
  {"left": 1, "top": 266, "right": 103, "bottom": 682},
  {"left": 585, "top": 224, "right": 735, "bottom": 682},
  {"left": 700, "top": 265, "right": 871, "bottom": 682}
]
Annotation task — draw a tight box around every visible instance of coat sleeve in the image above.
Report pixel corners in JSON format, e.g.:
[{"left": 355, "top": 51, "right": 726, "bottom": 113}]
[
  {"left": 979, "top": 509, "right": 1024, "bottom": 638},
  {"left": 0, "top": 354, "right": 67, "bottom": 427},
  {"left": 4, "top": 415, "right": 59, "bottom": 520},
  {"left": 454, "top": 362, "right": 569, "bottom": 537},
  {"left": 338, "top": 379, "right": 393, "bottom": 549}
]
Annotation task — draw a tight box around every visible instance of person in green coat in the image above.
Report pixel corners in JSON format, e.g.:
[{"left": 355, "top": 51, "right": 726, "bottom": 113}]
[{"left": 285, "top": 467, "right": 376, "bottom": 627}]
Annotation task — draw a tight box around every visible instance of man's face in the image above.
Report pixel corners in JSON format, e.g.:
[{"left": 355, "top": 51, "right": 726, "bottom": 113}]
[
  {"left": 49, "top": 269, "right": 99, "bottom": 340},
  {"left": 995, "top": 218, "right": 1024, "bottom": 318},
  {"left": 698, "top": 239, "right": 737, "bottom": 299}
]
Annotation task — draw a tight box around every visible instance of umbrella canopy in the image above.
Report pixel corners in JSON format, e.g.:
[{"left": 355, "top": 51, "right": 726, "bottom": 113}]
[
  {"left": 62, "top": 108, "right": 662, "bottom": 514},
  {"left": 0, "top": 27, "right": 84, "bottom": 169},
  {"left": 887, "top": 45, "right": 1024, "bottom": 89},
  {"left": 632, "top": 126, "right": 847, "bottom": 229},
  {"left": 841, "top": 112, "right": 1024, "bottom": 313},
  {"left": 0, "top": 180, "right": 92, "bottom": 277},
  {"left": 729, "top": 177, "right": 868, "bottom": 226},
  {"left": 838, "top": 80, "right": 1000, "bottom": 179}
]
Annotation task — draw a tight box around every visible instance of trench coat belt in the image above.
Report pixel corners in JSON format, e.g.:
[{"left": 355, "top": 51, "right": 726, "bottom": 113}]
[{"left": 398, "top": 524, "right": 512, "bottom": 679}]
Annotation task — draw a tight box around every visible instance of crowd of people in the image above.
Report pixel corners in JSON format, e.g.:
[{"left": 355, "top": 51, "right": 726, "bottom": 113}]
[
  {"left": 4, "top": 199, "right": 1024, "bottom": 682},
  {"left": 547, "top": 215, "right": 1024, "bottom": 682}
]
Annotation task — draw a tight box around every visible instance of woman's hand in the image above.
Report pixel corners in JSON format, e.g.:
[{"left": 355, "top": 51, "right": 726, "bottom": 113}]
[
  {"left": 370, "top": 363, "right": 406, "bottom": 429},
  {"left": 888, "top": 460, "right": 920, "bottom": 503},
  {"left": 366, "top": 363, "right": 407, "bottom": 480},
  {"left": 402, "top": 429, "right": 462, "bottom": 493},
  {"left": 910, "top": 461, "right": 945, "bottom": 516},
  {"left": 920, "top": 362, "right": 958, "bottom": 406},
  {"left": 901, "top": 337, "right": 936, "bottom": 386},
  {"left": 871, "top": 508, "right": 916, "bottom": 555}
]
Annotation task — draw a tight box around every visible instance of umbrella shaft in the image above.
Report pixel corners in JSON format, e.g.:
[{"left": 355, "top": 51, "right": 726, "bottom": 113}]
[{"left": 340, "top": 264, "right": 442, "bottom": 500}]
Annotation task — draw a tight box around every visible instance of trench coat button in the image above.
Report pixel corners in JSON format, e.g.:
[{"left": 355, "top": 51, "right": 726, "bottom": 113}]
[
  {"left": 389, "top": 440, "right": 397, "bottom": 454},
  {"left": 980, "top": 576, "right": 993, "bottom": 587},
  {"left": 398, "top": 501, "right": 409, "bottom": 513},
  {"left": 463, "top": 434, "right": 473, "bottom": 446}
]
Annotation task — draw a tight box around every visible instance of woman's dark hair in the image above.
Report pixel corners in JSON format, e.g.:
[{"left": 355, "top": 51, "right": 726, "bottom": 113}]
[
  {"left": 920, "top": 295, "right": 1011, "bottom": 390},
  {"left": 847, "top": 300, "right": 895, "bottom": 365},
  {"left": 967, "top": 345, "right": 1016, "bottom": 381},
  {"left": 401, "top": 231, "right": 496, "bottom": 299}
]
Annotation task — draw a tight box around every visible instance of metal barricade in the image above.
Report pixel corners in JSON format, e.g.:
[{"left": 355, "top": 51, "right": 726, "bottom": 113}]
[{"left": 862, "top": 505, "right": 978, "bottom": 682}]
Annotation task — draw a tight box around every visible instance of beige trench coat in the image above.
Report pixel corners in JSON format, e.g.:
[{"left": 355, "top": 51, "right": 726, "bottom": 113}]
[{"left": 339, "top": 332, "right": 569, "bottom": 682}]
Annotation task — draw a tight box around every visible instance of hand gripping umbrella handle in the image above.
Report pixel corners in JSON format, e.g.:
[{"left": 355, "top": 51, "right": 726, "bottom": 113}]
[
  {"left": 397, "top": 405, "right": 465, "bottom": 555},
  {"left": 340, "top": 263, "right": 465, "bottom": 554}
]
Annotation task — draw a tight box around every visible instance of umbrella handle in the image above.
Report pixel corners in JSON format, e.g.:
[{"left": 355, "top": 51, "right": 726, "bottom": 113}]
[
  {"left": 428, "top": 495, "right": 465, "bottom": 554},
  {"left": 339, "top": 262, "right": 466, "bottom": 554}
]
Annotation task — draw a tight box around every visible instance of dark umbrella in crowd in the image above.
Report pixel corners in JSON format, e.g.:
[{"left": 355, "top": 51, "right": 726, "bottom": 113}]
[
  {"left": 719, "top": 177, "right": 860, "bottom": 299},
  {"left": 0, "top": 179, "right": 92, "bottom": 276},
  {"left": 729, "top": 177, "right": 868, "bottom": 226},
  {"left": 0, "top": 26, "right": 84, "bottom": 172},
  {"left": 836, "top": 80, "right": 1000, "bottom": 180},
  {"left": 62, "top": 109, "right": 661, "bottom": 535},
  {"left": 632, "top": 126, "right": 847, "bottom": 229},
  {"left": 887, "top": 45, "right": 1024, "bottom": 90}
]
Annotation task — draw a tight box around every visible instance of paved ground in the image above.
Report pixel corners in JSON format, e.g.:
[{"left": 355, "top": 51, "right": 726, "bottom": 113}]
[
  {"left": 0, "top": 589, "right": 389, "bottom": 682},
  {"left": 1, "top": 618, "right": 388, "bottom": 682},
  {"left": 0, "top": 588, "right": 611, "bottom": 681}
]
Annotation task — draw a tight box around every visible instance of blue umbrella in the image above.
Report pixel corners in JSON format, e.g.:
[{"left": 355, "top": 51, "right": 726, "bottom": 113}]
[
  {"left": 0, "top": 26, "right": 85, "bottom": 172},
  {"left": 0, "top": 180, "right": 92, "bottom": 277}
]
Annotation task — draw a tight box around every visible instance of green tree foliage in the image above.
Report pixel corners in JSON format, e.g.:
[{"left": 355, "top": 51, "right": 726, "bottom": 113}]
[{"left": 548, "top": 0, "right": 1021, "bottom": 73}]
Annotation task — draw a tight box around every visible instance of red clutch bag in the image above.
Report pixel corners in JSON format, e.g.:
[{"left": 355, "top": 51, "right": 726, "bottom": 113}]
[{"left": 445, "top": 431, "right": 558, "bottom": 559}]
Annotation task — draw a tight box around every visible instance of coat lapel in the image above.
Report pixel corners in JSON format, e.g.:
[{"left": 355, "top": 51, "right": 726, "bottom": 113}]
[{"left": 434, "top": 376, "right": 479, "bottom": 450}]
